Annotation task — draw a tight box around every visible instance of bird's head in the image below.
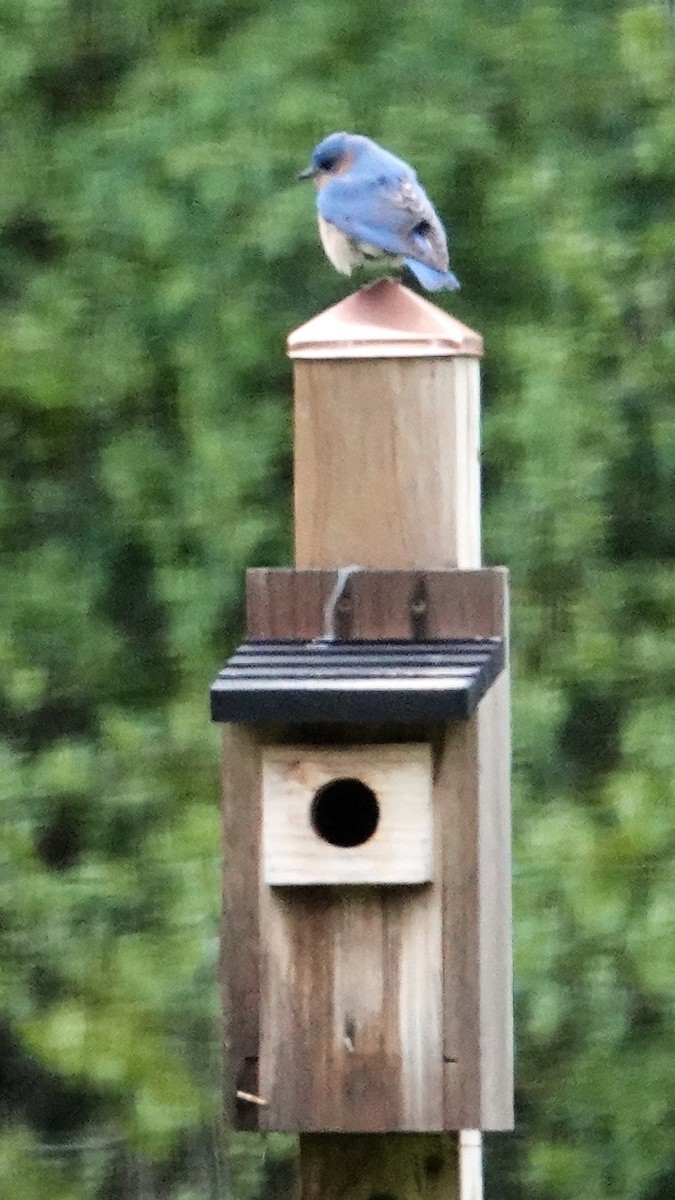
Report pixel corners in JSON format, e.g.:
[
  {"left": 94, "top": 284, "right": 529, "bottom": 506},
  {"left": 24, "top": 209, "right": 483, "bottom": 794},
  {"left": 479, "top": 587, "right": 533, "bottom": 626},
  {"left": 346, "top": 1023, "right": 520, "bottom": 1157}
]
[{"left": 297, "top": 132, "right": 362, "bottom": 186}]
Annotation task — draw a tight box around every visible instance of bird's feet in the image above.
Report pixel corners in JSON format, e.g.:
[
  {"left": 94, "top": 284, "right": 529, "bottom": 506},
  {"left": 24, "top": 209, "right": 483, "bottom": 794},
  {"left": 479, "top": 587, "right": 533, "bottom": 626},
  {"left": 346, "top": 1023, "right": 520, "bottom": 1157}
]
[{"left": 360, "top": 274, "right": 398, "bottom": 292}]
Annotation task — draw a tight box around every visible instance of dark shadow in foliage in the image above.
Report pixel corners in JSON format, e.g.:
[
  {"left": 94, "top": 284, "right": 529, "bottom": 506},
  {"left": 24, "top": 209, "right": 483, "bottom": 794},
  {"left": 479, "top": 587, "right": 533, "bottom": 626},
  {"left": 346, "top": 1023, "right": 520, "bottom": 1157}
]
[
  {"left": 0, "top": 1022, "right": 107, "bottom": 1138},
  {"left": 618, "top": 172, "right": 675, "bottom": 234},
  {"left": 2, "top": 694, "right": 99, "bottom": 755},
  {"left": 0, "top": 393, "right": 105, "bottom": 556},
  {"left": 98, "top": 1125, "right": 230, "bottom": 1200},
  {"left": 119, "top": 365, "right": 186, "bottom": 454},
  {"left": 260, "top": 1148, "right": 297, "bottom": 1200},
  {"left": 27, "top": 964, "right": 68, "bottom": 1009},
  {"left": 32, "top": 51, "right": 130, "bottom": 122},
  {"left": 484, "top": 1089, "right": 536, "bottom": 1200},
  {"left": 559, "top": 680, "right": 623, "bottom": 787},
  {"left": 2, "top": 214, "right": 64, "bottom": 264},
  {"left": 606, "top": 395, "right": 675, "bottom": 562},
  {"left": 36, "top": 798, "right": 87, "bottom": 871},
  {"left": 0, "top": 214, "right": 64, "bottom": 305},
  {"left": 0, "top": 394, "right": 91, "bottom": 483},
  {"left": 641, "top": 1162, "right": 675, "bottom": 1200},
  {"left": 102, "top": 537, "right": 177, "bottom": 708},
  {"left": 625, "top": 988, "right": 664, "bottom": 1044}
]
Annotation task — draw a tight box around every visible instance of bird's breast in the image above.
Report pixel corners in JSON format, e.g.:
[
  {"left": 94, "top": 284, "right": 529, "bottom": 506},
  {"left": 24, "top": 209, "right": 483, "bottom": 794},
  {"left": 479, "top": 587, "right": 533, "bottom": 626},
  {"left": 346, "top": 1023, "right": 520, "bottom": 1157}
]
[{"left": 317, "top": 216, "right": 362, "bottom": 275}]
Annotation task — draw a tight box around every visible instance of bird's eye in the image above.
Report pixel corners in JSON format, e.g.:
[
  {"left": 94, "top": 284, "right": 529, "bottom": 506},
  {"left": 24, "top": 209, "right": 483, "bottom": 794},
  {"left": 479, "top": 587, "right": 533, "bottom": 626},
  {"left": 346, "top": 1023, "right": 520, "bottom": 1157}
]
[{"left": 318, "top": 155, "right": 337, "bottom": 171}]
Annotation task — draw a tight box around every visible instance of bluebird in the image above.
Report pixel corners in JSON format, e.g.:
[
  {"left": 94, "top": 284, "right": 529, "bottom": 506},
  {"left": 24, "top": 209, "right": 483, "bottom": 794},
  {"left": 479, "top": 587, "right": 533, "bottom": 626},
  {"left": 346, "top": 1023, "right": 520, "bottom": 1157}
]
[{"left": 298, "top": 131, "right": 460, "bottom": 291}]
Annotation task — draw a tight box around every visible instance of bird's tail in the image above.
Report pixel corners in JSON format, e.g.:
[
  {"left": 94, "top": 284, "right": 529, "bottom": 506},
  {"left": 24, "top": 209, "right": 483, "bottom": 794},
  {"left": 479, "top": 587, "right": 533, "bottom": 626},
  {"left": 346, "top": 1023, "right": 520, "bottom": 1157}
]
[{"left": 405, "top": 259, "right": 460, "bottom": 292}]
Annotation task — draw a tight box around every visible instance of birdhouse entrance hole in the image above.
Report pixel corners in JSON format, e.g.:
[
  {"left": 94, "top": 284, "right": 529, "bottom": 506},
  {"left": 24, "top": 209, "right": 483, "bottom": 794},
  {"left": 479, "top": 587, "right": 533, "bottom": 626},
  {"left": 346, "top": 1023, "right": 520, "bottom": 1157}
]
[{"left": 310, "top": 777, "right": 379, "bottom": 848}]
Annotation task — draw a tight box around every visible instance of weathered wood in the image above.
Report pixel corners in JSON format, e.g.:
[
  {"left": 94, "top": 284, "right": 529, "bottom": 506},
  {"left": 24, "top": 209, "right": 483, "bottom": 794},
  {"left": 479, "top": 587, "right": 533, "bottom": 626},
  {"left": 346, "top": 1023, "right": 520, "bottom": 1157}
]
[
  {"left": 246, "top": 566, "right": 512, "bottom": 1125},
  {"left": 435, "top": 717, "right": 481, "bottom": 1126},
  {"left": 220, "top": 724, "right": 262, "bottom": 1131},
  {"left": 287, "top": 306, "right": 497, "bottom": 1190},
  {"left": 262, "top": 743, "right": 434, "bottom": 886},
  {"left": 218, "top": 286, "right": 512, "bottom": 1194},
  {"left": 260, "top": 877, "right": 445, "bottom": 1132},
  {"left": 477, "top": 673, "right": 513, "bottom": 1126},
  {"left": 221, "top": 568, "right": 512, "bottom": 1134},
  {"left": 247, "top": 569, "right": 511, "bottom": 1122},
  {"left": 246, "top": 566, "right": 507, "bottom": 642},
  {"left": 293, "top": 356, "right": 481, "bottom": 570},
  {"left": 438, "top": 571, "right": 513, "bottom": 1130},
  {"left": 253, "top": 577, "right": 445, "bottom": 1131}
]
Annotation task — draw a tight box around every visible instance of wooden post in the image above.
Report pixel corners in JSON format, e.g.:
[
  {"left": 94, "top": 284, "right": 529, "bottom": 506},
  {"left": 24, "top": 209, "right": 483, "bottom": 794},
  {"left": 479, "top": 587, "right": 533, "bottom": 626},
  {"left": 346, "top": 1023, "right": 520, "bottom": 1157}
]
[
  {"left": 290, "top": 280, "right": 482, "bottom": 571},
  {"left": 284, "top": 279, "right": 503, "bottom": 1199},
  {"left": 215, "top": 280, "right": 512, "bottom": 1189}
]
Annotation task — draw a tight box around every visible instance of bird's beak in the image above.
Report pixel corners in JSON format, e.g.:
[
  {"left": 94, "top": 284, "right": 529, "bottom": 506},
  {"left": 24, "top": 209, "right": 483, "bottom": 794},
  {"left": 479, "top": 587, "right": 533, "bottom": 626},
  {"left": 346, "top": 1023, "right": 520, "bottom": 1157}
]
[{"left": 297, "top": 165, "right": 317, "bottom": 180}]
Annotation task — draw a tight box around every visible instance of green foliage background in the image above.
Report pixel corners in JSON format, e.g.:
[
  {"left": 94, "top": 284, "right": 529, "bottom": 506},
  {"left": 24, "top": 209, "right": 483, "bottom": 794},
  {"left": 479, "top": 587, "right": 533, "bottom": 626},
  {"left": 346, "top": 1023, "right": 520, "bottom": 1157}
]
[{"left": 1, "top": 1, "right": 673, "bottom": 1197}]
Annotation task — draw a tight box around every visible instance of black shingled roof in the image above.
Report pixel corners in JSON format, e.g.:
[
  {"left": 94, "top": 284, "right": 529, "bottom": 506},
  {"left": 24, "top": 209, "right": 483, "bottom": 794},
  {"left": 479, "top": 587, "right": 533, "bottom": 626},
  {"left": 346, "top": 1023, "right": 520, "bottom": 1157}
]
[{"left": 210, "top": 638, "right": 504, "bottom": 724}]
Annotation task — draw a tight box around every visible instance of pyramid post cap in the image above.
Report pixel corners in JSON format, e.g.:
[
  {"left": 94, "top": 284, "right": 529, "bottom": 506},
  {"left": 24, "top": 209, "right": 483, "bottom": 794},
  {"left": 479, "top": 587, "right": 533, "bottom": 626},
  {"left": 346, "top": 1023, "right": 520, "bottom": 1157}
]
[{"left": 287, "top": 279, "right": 483, "bottom": 360}]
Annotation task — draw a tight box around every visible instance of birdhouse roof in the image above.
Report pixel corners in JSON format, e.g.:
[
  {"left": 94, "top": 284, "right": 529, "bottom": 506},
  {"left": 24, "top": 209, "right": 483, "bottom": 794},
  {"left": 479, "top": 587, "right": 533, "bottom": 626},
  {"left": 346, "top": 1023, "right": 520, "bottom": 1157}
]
[{"left": 210, "top": 637, "right": 503, "bottom": 724}]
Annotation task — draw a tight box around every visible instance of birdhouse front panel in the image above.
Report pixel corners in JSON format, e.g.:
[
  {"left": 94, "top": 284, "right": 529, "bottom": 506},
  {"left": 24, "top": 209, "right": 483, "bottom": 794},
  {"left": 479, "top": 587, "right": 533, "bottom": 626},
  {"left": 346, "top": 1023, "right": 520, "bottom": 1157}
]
[
  {"left": 262, "top": 743, "right": 434, "bottom": 886},
  {"left": 259, "top": 840, "right": 445, "bottom": 1132}
]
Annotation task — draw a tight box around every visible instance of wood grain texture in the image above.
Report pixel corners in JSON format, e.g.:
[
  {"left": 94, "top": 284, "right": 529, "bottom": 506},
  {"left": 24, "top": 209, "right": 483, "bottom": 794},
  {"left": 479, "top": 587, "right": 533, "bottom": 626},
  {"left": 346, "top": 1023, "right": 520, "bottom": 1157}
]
[
  {"left": 262, "top": 743, "right": 434, "bottom": 885},
  {"left": 218, "top": 313, "right": 513, "bottom": 1200},
  {"left": 436, "top": 719, "right": 481, "bottom": 1127},
  {"left": 220, "top": 724, "right": 262, "bottom": 1130},
  {"left": 477, "top": 673, "right": 514, "bottom": 1128},
  {"left": 247, "top": 567, "right": 508, "bottom": 642},
  {"left": 258, "top": 737, "right": 444, "bottom": 1129},
  {"left": 223, "top": 569, "right": 513, "bottom": 1132},
  {"left": 246, "top": 573, "right": 511, "bottom": 1130},
  {"left": 286, "top": 308, "right": 507, "bottom": 1195},
  {"left": 450, "top": 574, "right": 512, "bottom": 1128},
  {"left": 260, "top": 879, "right": 444, "bottom": 1132},
  {"left": 249, "top": 578, "right": 446, "bottom": 1131},
  {"left": 293, "top": 357, "right": 481, "bottom": 570},
  {"left": 437, "top": 569, "right": 513, "bottom": 1129}
]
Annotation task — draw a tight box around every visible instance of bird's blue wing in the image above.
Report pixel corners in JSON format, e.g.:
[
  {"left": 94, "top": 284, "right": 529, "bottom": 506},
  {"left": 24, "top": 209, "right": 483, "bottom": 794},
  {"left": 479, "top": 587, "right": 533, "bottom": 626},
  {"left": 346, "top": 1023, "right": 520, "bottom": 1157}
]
[{"left": 318, "top": 174, "right": 450, "bottom": 274}]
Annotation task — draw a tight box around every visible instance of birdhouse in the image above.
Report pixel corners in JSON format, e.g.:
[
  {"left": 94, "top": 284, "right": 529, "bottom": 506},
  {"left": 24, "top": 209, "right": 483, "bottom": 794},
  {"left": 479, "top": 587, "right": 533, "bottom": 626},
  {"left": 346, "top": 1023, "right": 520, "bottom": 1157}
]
[{"left": 212, "top": 565, "right": 513, "bottom": 1134}]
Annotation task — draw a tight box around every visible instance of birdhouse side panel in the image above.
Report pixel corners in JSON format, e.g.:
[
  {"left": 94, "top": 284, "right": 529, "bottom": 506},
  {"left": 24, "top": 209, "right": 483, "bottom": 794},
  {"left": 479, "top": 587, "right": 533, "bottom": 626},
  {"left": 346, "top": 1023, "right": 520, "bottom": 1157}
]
[
  {"left": 220, "top": 724, "right": 263, "bottom": 1130},
  {"left": 477, "top": 671, "right": 514, "bottom": 1128},
  {"left": 433, "top": 720, "right": 482, "bottom": 1127}
]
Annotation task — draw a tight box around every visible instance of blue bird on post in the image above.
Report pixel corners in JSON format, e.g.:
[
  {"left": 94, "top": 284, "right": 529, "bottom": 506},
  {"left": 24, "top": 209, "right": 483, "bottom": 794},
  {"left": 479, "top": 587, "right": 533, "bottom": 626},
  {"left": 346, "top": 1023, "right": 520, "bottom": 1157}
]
[{"left": 298, "top": 131, "right": 460, "bottom": 292}]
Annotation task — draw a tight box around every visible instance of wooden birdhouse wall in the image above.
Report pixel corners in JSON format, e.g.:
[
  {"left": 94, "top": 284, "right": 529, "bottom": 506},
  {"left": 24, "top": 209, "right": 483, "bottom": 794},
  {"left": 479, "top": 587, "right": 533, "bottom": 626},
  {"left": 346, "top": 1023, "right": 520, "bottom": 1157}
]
[{"left": 220, "top": 568, "right": 512, "bottom": 1133}]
